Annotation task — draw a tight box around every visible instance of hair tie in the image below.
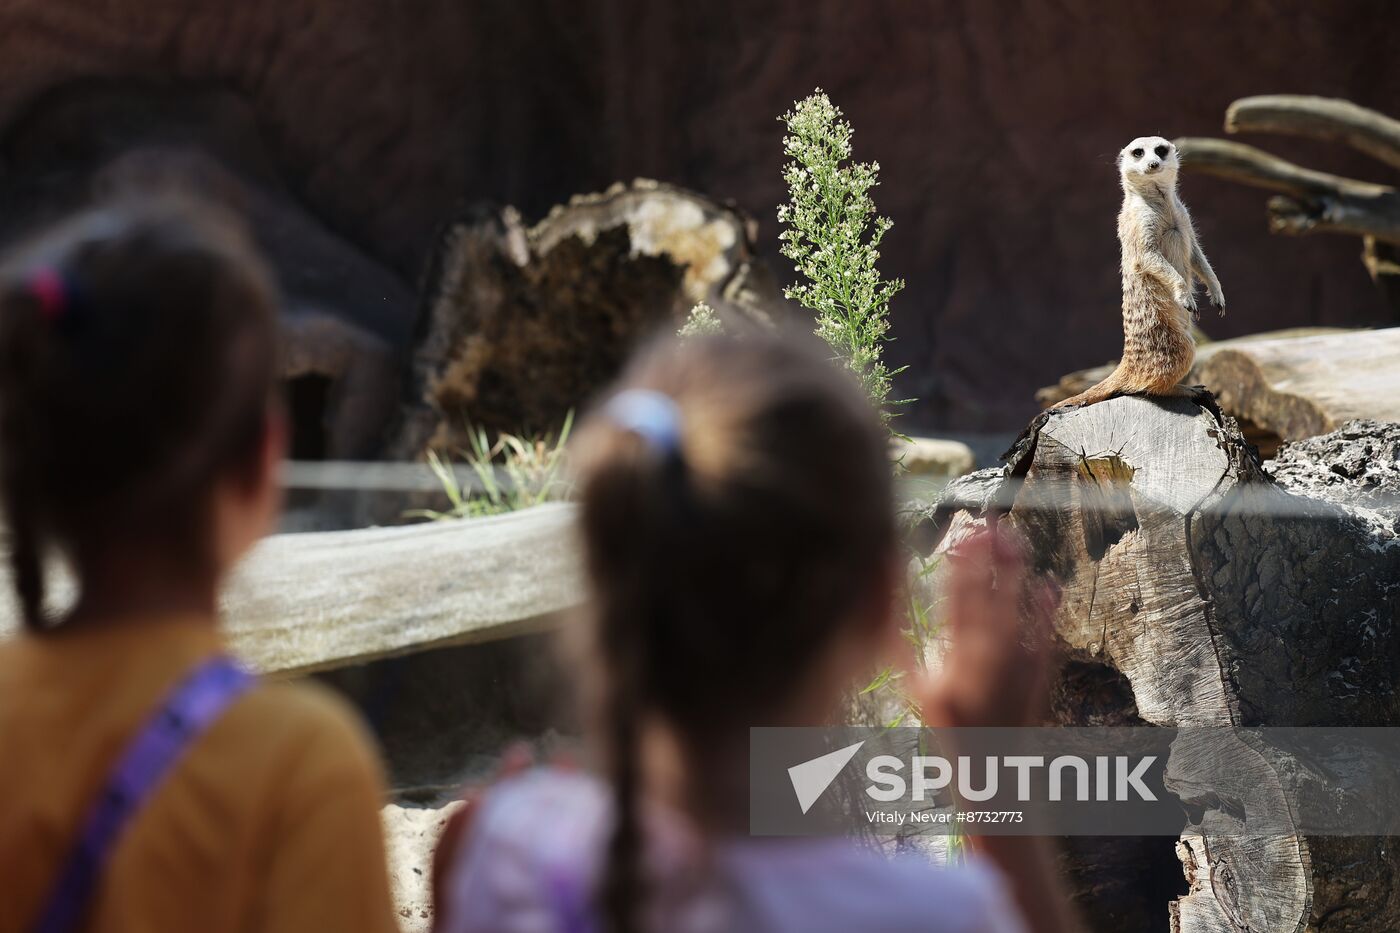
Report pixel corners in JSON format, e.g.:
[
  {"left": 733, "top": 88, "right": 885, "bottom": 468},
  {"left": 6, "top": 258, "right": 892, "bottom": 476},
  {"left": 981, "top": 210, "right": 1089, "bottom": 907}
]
[
  {"left": 604, "top": 389, "right": 682, "bottom": 456},
  {"left": 27, "top": 268, "right": 67, "bottom": 323}
]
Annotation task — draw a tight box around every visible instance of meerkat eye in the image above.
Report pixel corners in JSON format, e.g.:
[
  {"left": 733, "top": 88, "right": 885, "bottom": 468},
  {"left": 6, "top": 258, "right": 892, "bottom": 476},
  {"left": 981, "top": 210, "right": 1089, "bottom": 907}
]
[
  {"left": 1155, "top": 144, "right": 1169, "bottom": 158},
  {"left": 1131, "top": 148, "right": 1144, "bottom": 159}
]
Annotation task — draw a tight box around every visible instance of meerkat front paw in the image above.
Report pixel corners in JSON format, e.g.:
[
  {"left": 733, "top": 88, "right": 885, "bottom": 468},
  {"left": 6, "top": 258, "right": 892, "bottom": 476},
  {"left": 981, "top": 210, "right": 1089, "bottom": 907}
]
[
  {"left": 1211, "top": 291, "right": 1226, "bottom": 317},
  {"left": 1179, "top": 292, "right": 1200, "bottom": 322}
]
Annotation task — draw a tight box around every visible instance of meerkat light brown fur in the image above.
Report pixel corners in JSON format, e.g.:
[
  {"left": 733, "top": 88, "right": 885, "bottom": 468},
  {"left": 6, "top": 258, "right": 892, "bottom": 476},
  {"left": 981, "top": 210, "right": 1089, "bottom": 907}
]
[{"left": 1055, "top": 135, "right": 1225, "bottom": 409}]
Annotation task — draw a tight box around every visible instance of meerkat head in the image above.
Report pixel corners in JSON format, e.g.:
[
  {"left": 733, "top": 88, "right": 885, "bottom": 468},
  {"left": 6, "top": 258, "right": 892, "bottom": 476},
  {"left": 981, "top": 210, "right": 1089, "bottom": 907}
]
[{"left": 1119, "top": 136, "right": 1179, "bottom": 189}]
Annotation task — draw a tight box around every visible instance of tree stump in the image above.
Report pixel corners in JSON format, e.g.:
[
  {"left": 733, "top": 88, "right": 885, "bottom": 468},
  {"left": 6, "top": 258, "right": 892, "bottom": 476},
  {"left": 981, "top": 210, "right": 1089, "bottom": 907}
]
[
  {"left": 388, "top": 179, "right": 779, "bottom": 459},
  {"left": 920, "top": 396, "right": 1400, "bottom": 931}
]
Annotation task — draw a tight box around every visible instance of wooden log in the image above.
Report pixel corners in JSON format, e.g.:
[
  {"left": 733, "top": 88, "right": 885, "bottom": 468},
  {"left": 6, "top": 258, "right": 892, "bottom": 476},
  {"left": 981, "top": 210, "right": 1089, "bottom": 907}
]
[
  {"left": 922, "top": 398, "right": 1400, "bottom": 931},
  {"left": 1192, "top": 328, "right": 1400, "bottom": 445},
  {"left": 1225, "top": 95, "right": 1400, "bottom": 173},
  {"left": 1174, "top": 137, "right": 1400, "bottom": 245},
  {"left": 0, "top": 503, "right": 584, "bottom": 675}
]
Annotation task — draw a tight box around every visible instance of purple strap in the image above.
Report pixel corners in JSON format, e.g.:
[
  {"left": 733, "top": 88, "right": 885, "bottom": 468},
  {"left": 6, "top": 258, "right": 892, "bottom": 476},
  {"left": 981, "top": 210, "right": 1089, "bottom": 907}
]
[
  {"left": 546, "top": 860, "right": 598, "bottom": 933},
  {"left": 33, "top": 655, "right": 254, "bottom": 933}
]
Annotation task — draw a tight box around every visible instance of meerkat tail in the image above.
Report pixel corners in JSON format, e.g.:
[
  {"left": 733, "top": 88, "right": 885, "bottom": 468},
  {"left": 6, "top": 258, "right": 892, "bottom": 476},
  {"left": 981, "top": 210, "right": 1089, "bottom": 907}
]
[{"left": 1051, "top": 367, "right": 1128, "bottom": 410}]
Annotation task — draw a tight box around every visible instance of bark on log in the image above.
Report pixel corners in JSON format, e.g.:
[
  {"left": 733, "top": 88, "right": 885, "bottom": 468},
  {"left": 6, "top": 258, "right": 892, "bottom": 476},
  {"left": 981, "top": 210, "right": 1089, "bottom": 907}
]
[
  {"left": 0, "top": 503, "right": 584, "bottom": 675},
  {"left": 921, "top": 397, "right": 1400, "bottom": 931}
]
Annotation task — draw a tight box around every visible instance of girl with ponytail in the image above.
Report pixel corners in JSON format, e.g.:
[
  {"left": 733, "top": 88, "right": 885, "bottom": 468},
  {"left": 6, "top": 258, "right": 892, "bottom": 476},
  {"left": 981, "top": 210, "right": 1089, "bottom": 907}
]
[
  {"left": 0, "top": 199, "right": 398, "bottom": 933},
  {"left": 435, "top": 332, "right": 1078, "bottom": 933}
]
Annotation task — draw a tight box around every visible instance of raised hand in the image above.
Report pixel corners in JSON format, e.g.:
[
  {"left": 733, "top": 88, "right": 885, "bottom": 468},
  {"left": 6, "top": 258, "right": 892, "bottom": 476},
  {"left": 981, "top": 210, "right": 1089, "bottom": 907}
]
[{"left": 916, "top": 525, "right": 1059, "bottom": 730}]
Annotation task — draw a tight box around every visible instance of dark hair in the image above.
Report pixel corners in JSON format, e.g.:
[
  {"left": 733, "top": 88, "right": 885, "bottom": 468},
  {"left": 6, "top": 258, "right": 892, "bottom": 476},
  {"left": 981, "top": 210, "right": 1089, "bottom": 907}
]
[
  {"left": 0, "top": 199, "right": 279, "bottom": 630},
  {"left": 571, "top": 332, "right": 897, "bottom": 933}
]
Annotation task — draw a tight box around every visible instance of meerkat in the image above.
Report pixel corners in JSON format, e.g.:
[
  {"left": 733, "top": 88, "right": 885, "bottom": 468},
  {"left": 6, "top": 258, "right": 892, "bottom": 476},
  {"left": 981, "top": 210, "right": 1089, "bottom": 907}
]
[{"left": 1055, "top": 135, "right": 1225, "bottom": 409}]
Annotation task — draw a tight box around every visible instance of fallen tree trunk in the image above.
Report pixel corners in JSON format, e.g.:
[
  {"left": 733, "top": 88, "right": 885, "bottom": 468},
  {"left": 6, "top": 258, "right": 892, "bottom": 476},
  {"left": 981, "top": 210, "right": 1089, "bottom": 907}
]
[
  {"left": 1192, "top": 328, "right": 1400, "bottom": 449},
  {"left": 922, "top": 397, "right": 1400, "bottom": 931},
  {"left": 0, "top": 503, "right": 584, "bottom": 675}
]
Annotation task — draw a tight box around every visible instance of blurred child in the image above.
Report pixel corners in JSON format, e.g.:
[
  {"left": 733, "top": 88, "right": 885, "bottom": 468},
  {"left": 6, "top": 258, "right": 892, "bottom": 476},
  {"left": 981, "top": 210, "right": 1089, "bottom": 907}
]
[
  {"left": 0, "top": 201, "right": 399, "bottom": 933},
  {"left": 434, "top": 333, "right": 1078, "bottom": 933}
]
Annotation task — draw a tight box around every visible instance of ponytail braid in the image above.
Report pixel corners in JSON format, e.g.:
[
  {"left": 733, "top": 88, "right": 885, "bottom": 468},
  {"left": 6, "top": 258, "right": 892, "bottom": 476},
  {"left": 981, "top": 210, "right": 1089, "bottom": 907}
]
[
  {"left": 5, "top": 473, "right": 47, "bottom": 631},
  {"left": 0, "top": 198, "right": 279, "bottom": 634},
  {"left": 586, "top": 426, "right": 680, "bottom": 933},
  {"left": 0, "top": 288, "right": 49, "bottom": 631},
  {"left": 599, "top": 644, "right": 644, "bottom": 933},
  {"left": 574, "top": 333, "right": 898, "bottom": 933}
]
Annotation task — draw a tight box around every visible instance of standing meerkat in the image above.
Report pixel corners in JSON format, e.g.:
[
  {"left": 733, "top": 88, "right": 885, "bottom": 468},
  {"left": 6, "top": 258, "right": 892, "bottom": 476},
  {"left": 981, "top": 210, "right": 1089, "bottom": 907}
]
[{"left": 1055, "top": 135, "right": 1225, "bottom": 409}]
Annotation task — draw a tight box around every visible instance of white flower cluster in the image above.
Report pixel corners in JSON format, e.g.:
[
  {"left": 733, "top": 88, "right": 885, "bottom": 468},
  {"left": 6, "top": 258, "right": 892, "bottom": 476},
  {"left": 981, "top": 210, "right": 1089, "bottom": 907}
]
[{"left": 777, "top": 89, "right": 906, "bottom": 423}]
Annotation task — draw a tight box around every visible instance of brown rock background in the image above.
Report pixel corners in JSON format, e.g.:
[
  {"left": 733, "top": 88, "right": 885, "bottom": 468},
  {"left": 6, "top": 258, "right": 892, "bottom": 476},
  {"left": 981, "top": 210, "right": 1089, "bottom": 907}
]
[{"left": 1, "top": 0, "right": 1397, "bottom": 432}]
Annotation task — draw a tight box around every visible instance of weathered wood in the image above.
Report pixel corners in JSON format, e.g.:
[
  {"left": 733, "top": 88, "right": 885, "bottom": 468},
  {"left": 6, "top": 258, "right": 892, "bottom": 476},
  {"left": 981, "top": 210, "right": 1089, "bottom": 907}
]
[
  {"left": 1226, "top": 95, "right": 1400, "bottom": 173},
  {"left": 389, "top": 180, "right": 779, "bottom": 463},
  {"left": 924, "top": 397, "right": 1400, "bottom": 931},
  {"left": 1175, "top": 137, "right": 1400, "bottom": 245},
  {"left": 1193, "top": 328, "right": 1400, "bottom": 446},
  {"left": 0, "top": 503, "right": 584, "bottom": 675},
  {"left": 1176, "top": 95, "right": 1400, "bottom": 321}
]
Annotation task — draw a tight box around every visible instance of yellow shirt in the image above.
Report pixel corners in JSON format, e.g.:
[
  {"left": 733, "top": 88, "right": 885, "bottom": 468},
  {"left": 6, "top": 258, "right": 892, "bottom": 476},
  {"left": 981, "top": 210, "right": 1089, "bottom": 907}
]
[{"left": 0, "top": 615, "right": 400, "bottom": 933}]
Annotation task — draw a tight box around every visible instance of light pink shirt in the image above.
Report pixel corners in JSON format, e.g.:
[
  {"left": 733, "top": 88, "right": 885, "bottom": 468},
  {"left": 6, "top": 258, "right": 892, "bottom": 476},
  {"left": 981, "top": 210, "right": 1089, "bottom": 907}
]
[{"left": 440, "top": 769, "right": 1029, "bottom": 933}]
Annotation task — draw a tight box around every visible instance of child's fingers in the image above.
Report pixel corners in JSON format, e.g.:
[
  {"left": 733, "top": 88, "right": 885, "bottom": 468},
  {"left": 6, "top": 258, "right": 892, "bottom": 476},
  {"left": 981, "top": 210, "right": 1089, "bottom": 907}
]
[
  {"left": 1018, "top": 580, "right": 1062, "bottom": 723},
  {"left": 952, "top": 526, "right": 1030, "bottom": 644},
  {"left": 988, "top": 520, "right": 1028, "bottom": 567},
  {"left": 946, "top": 529, "right": 998, "bottom": 597}
]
